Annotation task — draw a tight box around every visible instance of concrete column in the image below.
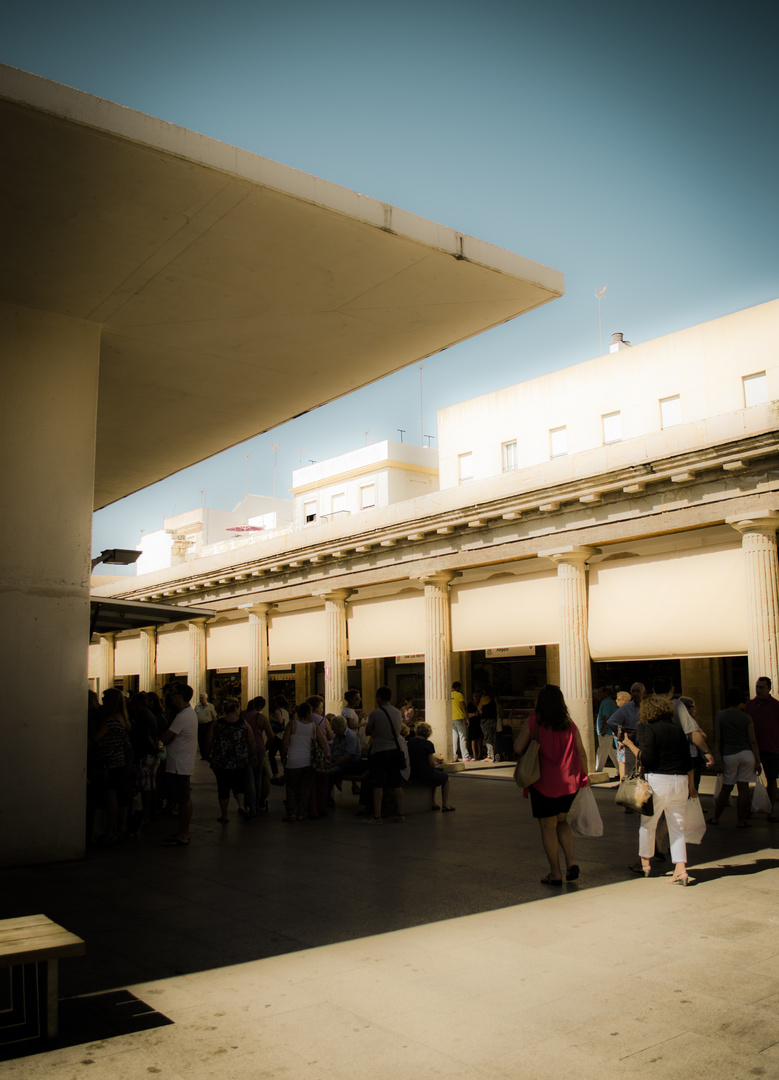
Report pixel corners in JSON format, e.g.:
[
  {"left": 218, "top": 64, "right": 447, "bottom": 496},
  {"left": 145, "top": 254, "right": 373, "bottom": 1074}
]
[
  {"left": 295, "top": 663, "right": 314, "bottom": 703},
  {"left": 545, "top": 644, "right": 561, "bottom": 687},
  {"left": 419, "top": 572, "right": 455, "bottom": 759},
  {"left": 98, "top": 634, "right": 116, "bottom": 697},
  {"left": 728, "top": 511, "right": 779, "bottom": 691},
  {"left": 187, "top": 618, "right": 208, "bottom": 699},
  {"left": 0, "top": 303, "right": 101, "bottom": 865},
  {"left": 545, "top": 548, "right": 598, "bottom": 770},
  {"left": 361, "top": 657, "right": 383, "bottom": 710},
  {"left": 246, "top": 603, "right": 274, "bottom": 703},
  {"left": 679, "top": 658, "right": 717, "bottom": 742},
  {"left": 322, "top": 590, "right": 352, "bottom": 716},
  {"left": 139, "top": 628, "right": 157, "bottom": 692}
]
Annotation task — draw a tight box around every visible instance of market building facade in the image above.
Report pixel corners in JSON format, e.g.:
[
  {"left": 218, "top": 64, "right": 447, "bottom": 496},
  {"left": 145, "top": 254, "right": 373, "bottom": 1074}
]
[{"left": 91, "top": 299, "right": 779, "bottom": 768}]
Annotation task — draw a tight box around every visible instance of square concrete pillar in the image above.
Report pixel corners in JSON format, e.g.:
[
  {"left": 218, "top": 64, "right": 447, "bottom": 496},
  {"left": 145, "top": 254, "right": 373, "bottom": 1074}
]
[{"left": 0, "top": 303, "right": 100, "bottom": 866}]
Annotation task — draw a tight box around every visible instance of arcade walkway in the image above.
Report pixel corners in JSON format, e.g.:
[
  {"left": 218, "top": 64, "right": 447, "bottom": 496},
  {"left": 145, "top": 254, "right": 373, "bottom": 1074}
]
[{"left": 3, "top": 766, "right": 779, "bottom": 1079}]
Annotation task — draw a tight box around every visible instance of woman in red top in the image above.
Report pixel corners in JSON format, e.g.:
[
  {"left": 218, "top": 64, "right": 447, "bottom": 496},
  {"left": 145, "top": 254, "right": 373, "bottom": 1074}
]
[{"left": 514, "top": 684, "right": 589, "bottom": 886}]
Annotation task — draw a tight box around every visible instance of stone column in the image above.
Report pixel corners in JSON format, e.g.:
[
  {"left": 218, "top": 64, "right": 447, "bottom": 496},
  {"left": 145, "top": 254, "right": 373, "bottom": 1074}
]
[
  {"left": 419, "top": 572, "right": 456, "bottom": 759},
  {"left": 187, "top": 618, "right": 208, "bottom": 700},
  {"left": 246, "top": 603, "right": 274, "bottom": 703},
  {"left": 545, "top": 548, "right": 598, "bottom": 770},
  {"left": 295, "top": 663, "right": 314, "bottom": 703},
  {"left": 322, "top": 590, "right": 352, "bottom": 716},
  {"left": 728, "top": 511, "right": 779, "bottom": 691},
  {"left": 98, "top": 633, "right": 116, "bottom": 697},
  {"left": 139, "top": 628, "right": 157, "bottom": 692},
  {"left": 360, "top": 657, "right": 383, "bottom": 710}
]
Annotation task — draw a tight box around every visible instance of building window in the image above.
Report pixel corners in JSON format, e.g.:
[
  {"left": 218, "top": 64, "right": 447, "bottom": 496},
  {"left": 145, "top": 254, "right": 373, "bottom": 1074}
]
[
  {"left": 549, "top": 426, "right": 567, "bottom": 458},
  {"left": 743, "top": 371, "right": 768, "bottom": 407},
  {"left": 660, "top": 395, "right": 681, "bottom": 428},
  {"left": 501, "top": 440, "right": 517, "bottom": 472},
  {"left": 303, "top": 500, "right": 316, "bottom": 524},
  {"left": 602, "top": 411, "right": 622, "bottom": 444},
  {"left": 458, "top": 452, "right": 473, "bottom": 482},
  {"left": 331, "top": 492, "right": 347, "bottom": 514},
  {"left": 360, "top": 483, "right": 376, "bottom": 509}
]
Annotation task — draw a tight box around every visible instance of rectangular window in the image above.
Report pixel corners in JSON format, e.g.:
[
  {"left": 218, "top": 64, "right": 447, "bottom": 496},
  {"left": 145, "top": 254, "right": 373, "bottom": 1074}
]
[
  {"left": 549, "top": 426, "right": 567, "bottom": 458},
  {"left": 331, "top": 492, "right": 347, "bottom": 514},
  {"left": 458, "top": 452, "right": 473, "bottom": 482},
  {"left": 743, "top": 371, "right": 768, "bottom": 407},
  {"left": 501, "top": 440, "right": 517, "bottom": 472},
  {"left": 303, "top": 500, "right": 316, "bottom": 524},
  {"left": 360, "top": 483, "right": 376, "bottom": 509},
  {"left": 660, "top": 395, "right": 681, "bottom": 428},
  {"left": 602, "top": 411, "right": 622, "bottom": 444}
]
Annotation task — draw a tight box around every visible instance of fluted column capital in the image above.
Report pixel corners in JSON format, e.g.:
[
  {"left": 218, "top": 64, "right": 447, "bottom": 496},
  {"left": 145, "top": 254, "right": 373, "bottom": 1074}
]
[
  {"left": 541, "top": 546, "right": 600, "bottom": 567},
  {"left": 727, "top": 510, "right": 779, "bottom": 538},
  {"left": 417, "top": 570, "right": 457, "bottom": 590},
  {"left": 242, "top": 602, "right": 276, "bottom": 619},
  {"left": 318, "top": 589, "right": 353, "bottom": 605}
]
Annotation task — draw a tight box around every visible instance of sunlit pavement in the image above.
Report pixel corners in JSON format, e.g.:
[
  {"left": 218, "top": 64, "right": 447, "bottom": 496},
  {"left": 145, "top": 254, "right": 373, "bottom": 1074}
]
[{"left": 3, "top": 762, "right": 779, "bottom": 1079}]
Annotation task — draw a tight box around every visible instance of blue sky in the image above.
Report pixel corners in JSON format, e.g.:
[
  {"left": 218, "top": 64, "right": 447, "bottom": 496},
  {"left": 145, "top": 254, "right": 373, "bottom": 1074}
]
[{"left": 4, "top": 1, "right": 777, "bottom": 560}]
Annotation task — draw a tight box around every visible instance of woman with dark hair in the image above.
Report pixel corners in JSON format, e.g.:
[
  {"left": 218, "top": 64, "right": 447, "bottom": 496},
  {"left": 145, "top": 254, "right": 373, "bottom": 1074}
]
[
  {"left": 205, "top": 699, "right": 256, "bottom": 824},
  {"left": 513, "top": 684, "right": 588, "bottom": 885},
  {"left": 268, "top": 694, "right": 290, "bottom": 779},
  {"left": 93, "top": 687, "right": 134, "bottom": 843},
  {"left": 621, "top": 694, "right": 696, "bottom": 884},
  {"left": 280, "top": 702, "right": 329, "bottom": 822}
]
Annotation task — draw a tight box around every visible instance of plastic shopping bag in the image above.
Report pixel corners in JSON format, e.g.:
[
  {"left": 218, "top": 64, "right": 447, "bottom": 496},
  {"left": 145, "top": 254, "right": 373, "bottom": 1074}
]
[
  {"left": 752, "top": 774, "right": 772, "bottom": 814},
  {"left": 569, "top": 785, "right": 603, "bottom": 837},
  {"left": 684, "top": 796, "right": 706, "bottom": 844}
]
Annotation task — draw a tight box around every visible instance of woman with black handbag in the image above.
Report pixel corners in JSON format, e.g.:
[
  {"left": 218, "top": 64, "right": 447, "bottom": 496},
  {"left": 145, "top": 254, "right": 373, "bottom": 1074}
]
[{"left": 621, "top": 695, "right": 696, "bottom": 884}]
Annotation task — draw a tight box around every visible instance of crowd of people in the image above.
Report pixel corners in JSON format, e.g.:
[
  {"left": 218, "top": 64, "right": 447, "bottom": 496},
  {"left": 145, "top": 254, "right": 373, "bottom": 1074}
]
[{"left": 87, "top": 671, "right": 778, "bottom": 879}]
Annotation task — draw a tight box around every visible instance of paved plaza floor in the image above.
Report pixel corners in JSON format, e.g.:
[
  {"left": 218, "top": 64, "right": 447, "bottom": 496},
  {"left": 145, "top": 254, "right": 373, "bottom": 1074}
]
[{"left": 2, "top": 762, "right": 779, "bottom": 1079}]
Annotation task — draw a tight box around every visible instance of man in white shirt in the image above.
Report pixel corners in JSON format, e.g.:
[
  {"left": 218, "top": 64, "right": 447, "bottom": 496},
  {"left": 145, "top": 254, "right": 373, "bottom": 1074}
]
[{"left": 160, "top": 683, "right": 198, "bottom": 846}]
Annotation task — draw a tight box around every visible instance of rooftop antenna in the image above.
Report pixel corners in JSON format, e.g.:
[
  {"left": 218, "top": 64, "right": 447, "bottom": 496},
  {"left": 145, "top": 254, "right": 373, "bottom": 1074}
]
[
  {"left": 244, "top": 452, "right": 251, "bottom": 498},
  {"left": 419, "top": 363, "right": 425, "bottom": 445},
  {"left": 298, "top": 444, "right": 305, "bottom": 464},
  {"left": 271, "top": 442, "right": 279, "bottom": 499},
  {"left": 595, "top": 284, "right": 608, "bottom": 356},
  {"left": 424, "top": 434, "right": 435, "bottom": 447},
  {"left": 397, "top": 428, "right": 405, "bottom": 443}
]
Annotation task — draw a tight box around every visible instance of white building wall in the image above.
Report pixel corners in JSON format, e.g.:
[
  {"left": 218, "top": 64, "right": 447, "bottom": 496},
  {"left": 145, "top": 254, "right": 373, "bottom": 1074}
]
[{"left": 438, "top": 299, "right": 779, "bottom": 489}]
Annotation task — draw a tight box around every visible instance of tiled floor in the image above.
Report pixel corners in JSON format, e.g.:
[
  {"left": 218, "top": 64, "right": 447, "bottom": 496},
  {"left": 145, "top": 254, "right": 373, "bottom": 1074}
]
[{"left": 3, "top": 763, "right": 779, "bottom": 1078}]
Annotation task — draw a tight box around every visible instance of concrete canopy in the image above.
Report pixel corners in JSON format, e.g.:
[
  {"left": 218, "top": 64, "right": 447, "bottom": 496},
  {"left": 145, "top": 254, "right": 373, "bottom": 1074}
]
[{"left": 1, "top": 65, "right": 563, "bottom": 510}]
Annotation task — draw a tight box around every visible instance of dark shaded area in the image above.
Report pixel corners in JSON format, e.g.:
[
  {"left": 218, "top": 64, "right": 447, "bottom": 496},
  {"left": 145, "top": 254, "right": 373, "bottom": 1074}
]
[
  {"left": 0, "top": 989, "right": 172, "bottom": 1062},
  {"left": 2, "top": 763, "right": 777, "bottom": 1005}
]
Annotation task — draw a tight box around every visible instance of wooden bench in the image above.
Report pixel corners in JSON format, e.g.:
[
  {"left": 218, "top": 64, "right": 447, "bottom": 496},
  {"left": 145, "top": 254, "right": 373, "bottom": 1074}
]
[{"left": 0, "top": 915, "right": 85, "bottom": 1044}]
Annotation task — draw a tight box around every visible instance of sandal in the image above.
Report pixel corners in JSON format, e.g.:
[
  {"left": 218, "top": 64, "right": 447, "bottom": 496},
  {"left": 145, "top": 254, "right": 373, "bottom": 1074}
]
[
  {"left": 628, "top": 861, "right": 650, "bottom": 877},
  {"left": 442, "top": 805, "right": 456, "bottom": 812},
  {"left": 669, "top": 873, "right": 695, "bottom": 886},
  {"left": 430, "top": 805, "right": 441, "bottom": 811},
  {"left": 566, "top": 864, "right": 580, "bottom": 881},
  {"left": 540, "top": 873, "right": 563, "bottom": 886}
]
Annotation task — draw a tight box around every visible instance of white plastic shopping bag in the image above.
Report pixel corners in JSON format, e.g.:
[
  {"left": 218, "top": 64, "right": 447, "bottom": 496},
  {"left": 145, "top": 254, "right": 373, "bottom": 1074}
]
[
  {"left": 684, "top": 796, "right": 706, "bottom": 844},
  {"left": 569, "top": 785, "right": 603, "bottom": 837},
  {"left": 752, "top": 774, "right": 772, "bottom": 814}
]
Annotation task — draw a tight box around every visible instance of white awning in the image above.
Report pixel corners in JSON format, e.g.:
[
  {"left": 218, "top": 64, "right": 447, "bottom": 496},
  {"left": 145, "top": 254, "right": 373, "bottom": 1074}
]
[
  {"left": 207, "top": 620, "right": 250, "bottom": 669},
  {"left": 156, "top": 627, "right": 189, "bottom": 675},
  {"left": 268, "top": 609, "right": 326, "bottom": 665},
  {"left": 451, "top": 571, "right": 560, "bottom": 652},
  {"left": 347, "top": 594, "right": 425, "bottom": 660},
  {"left": 114, "top": 634, "right": 141, "bottom": 676},
  {"left": 588, "top": 544, "right": 747, "bottom": 660}
]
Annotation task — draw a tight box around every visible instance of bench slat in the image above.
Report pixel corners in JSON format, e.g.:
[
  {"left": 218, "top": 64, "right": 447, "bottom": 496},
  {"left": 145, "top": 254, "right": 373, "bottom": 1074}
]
[{"left": 0, "top": 915, "right": 84, "bottom": 967}]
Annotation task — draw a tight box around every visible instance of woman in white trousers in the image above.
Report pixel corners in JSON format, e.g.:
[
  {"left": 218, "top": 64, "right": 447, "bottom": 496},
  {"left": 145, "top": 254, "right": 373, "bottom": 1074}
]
[{"left": 622, "top": 695, "right": 697, "bottom": 885}]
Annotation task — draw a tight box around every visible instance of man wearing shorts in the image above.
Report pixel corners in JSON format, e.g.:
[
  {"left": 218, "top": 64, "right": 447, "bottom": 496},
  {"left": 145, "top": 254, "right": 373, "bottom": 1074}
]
[
  {"left": 160, "top": 683, "right": 198, "bottom": 845},
  {"left": 746, "top": 676, "right": 779, "bottom": 822}
]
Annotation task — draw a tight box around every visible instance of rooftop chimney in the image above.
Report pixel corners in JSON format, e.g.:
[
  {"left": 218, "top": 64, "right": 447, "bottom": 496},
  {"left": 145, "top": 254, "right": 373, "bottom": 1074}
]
[{"left": 609, "top": 332, "right": 631, "bottom": 353}]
